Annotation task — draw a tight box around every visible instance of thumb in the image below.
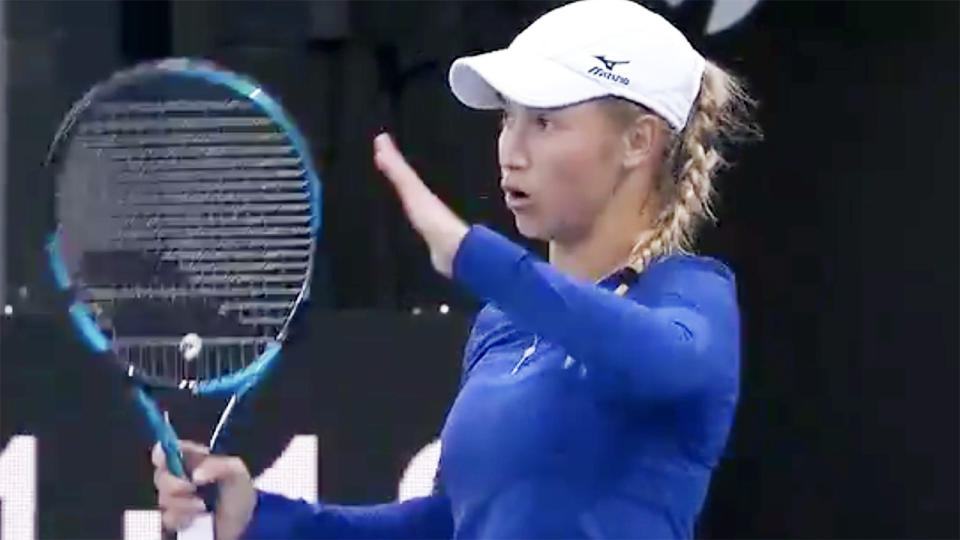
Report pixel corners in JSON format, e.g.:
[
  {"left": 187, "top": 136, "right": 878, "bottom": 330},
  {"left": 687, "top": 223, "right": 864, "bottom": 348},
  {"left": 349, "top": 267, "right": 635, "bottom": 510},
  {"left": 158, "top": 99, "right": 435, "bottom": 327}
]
[
  {"left": 152, "top": 440, "right": 208, "bottom": 472},
  {"left": 178, "top": 440, "right": 210, "bottom": 474},
  {"left": 191, "top": 454, "right": 246, "bottom": 486}
]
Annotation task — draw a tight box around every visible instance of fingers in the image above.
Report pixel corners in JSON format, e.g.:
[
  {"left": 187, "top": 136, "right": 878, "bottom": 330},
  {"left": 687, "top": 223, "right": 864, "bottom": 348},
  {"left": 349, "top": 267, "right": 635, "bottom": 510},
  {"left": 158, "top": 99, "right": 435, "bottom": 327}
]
[
  {"left": 373, "top": 132, "right": 443, "bottom": 233},
  {"left": 160, "top": 495, "right": 206, "bottom": 532},
  {"left": 373, "top": 133, "right": 425, "bottom": 193},
  {"left": 152, "top": 440, "right": 243, "bottom": 491},
  {"left": 162, "top": 511, "right": 194, "bottom": 533},
  {"left": 154, "top": 466, "right": 196, "bottom": 496},
  {"left": 151, "top": 442, "right": 165, "bottom": 469},
  {"left": 151, "top": 439, "right": 245, "bottom": 490},
  {"left": 151, "top": 440, "right": 251, "bottom": 534},
  {"left": 371, "top": 132, "right": 469, "bottom": 279},
  {"left": 151, "top": 442, "right": 255, "bottom": 538},
  {"left": 159, "top": 493, "right": 205, "bottom": 514},
  {"left": 152, "top": 440, "right": 201, "bottom": 496},
  {"left": 153, "top": 444, "right": 204, "bottom": 534},
  {"left": 152, "top": 441, "right": 205, "bottom": 533}
]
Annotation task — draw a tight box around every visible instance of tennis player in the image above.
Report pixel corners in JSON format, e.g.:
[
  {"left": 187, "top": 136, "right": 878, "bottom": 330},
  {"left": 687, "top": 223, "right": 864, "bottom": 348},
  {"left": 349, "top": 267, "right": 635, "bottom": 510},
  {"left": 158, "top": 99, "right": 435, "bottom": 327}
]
[{"left": 153, "top": 0, "right": 755, "bottom": 538}]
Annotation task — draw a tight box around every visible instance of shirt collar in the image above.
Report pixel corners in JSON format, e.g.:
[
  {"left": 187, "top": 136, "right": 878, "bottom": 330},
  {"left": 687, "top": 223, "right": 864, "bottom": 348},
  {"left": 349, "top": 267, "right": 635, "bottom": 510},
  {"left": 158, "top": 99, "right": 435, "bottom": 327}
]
[{"left": 597, "top": 266, "right": 639, "bottom": 291}]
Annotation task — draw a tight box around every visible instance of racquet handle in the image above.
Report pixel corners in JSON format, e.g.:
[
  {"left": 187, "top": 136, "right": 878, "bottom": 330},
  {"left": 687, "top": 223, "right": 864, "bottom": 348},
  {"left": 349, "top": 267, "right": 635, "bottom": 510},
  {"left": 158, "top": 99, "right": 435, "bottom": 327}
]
[
  {"left": 197, "top": 482, "right": 219, "bottom": 513},
  {"left": 136, "top": 389, "right": 219, "bottom": 515},
  {"left": 134, "top": 387, "right": 188, "bottom": 477}
]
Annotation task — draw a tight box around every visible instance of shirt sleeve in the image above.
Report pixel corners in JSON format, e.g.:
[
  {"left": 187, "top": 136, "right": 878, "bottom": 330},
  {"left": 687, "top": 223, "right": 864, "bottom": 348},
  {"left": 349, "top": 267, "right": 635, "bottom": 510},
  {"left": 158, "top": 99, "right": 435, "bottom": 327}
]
[
  {"left": 451, "top": 225, "right": 739, "bottom": 403},
  {"left": 240, "top": 490, "right": 453, "bottom": 540}
]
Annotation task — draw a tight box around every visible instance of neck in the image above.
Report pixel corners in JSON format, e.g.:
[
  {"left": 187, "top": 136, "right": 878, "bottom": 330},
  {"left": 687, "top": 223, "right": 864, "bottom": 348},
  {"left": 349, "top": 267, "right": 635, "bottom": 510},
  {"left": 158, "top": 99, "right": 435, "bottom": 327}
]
[{"left": 549, "top": 238, "right": 629, "bottom": 283}]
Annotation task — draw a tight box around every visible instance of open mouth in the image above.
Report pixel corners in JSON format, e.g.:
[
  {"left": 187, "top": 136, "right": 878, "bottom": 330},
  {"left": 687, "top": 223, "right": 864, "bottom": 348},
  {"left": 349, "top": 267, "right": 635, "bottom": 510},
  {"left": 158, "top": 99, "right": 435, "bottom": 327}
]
[{"left": 504, "top": 187, "right": 530, "bottom": 202}]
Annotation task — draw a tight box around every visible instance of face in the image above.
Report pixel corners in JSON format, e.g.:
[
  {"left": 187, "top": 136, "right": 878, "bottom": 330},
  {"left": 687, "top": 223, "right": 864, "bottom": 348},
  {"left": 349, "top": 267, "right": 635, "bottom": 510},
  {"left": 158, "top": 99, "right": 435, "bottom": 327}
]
[{"left": 498, "top": 99, "right": 628, "bottom": 243}]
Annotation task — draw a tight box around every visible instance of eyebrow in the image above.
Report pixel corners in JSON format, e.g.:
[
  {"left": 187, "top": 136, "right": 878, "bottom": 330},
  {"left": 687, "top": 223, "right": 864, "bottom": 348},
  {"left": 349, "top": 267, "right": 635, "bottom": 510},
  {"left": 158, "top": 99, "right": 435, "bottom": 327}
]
[{"left": 495, "top": 94, "right": 560, "bottom": 114}]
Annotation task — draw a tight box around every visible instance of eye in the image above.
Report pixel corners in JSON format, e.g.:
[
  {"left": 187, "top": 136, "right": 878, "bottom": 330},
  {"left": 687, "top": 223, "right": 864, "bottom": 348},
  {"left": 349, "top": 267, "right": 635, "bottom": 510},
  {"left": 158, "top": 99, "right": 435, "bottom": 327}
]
[
  {"left": 499, "top": 109, "right": 514, "bottom": 129},
  {"left": 534, "top": 113, "right": 552, "bottom": 130}
]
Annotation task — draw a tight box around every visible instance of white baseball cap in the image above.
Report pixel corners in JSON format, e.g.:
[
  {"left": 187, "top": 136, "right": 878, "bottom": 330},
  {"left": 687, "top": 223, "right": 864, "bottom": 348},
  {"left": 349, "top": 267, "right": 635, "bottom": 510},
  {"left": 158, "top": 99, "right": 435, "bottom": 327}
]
[{"left": 448, "top": 0, "right": 705, "bottom": 130}]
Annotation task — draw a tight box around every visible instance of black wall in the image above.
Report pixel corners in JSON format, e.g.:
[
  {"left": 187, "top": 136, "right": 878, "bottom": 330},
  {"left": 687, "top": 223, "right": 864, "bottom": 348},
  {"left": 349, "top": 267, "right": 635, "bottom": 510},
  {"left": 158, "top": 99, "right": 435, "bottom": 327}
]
[{"left": 1, "top": 1, "right": 957, "bottom": 538}]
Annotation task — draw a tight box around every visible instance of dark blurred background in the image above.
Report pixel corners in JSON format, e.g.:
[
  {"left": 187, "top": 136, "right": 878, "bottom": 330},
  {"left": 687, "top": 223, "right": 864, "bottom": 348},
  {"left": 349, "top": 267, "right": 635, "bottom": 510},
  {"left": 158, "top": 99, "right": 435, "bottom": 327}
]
[{"left": 0, "top": 0, "right": 957, "bottom": 538}]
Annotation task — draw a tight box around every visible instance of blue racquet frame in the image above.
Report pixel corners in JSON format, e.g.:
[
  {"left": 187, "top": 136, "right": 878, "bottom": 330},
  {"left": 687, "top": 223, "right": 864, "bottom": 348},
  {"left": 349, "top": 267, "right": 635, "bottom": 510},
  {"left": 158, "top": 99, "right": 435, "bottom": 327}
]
[{"left": 44, "top": 58, "right": 323, "bottom": 481}]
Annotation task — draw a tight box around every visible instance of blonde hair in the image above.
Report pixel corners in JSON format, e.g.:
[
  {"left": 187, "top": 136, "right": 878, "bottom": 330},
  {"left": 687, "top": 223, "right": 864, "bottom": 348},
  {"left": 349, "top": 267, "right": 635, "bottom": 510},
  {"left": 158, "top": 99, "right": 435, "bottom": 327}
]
[{"left": 603, "top": 60, "right": 758, "bottom": 281}]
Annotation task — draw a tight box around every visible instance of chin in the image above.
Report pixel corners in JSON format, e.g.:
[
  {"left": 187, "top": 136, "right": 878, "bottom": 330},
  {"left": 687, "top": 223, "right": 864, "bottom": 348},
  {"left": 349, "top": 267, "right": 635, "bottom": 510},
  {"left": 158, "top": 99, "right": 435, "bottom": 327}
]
[{"left": 513, "top": 214, "right": 550, "bottom": 240}]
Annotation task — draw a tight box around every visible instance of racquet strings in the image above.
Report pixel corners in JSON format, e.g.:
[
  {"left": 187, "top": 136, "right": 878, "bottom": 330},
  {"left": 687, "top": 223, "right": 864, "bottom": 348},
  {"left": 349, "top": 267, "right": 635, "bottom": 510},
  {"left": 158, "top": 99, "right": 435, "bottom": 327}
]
[{"left": 56, "top": 92, "right": 312, "bottom": 388}]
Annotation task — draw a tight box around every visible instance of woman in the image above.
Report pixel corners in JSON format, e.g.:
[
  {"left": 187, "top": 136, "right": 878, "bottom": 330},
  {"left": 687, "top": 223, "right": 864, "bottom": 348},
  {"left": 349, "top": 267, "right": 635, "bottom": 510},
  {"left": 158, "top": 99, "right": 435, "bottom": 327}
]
[{"left": 153, "top": 0, "right": 755, "bottom": 538}]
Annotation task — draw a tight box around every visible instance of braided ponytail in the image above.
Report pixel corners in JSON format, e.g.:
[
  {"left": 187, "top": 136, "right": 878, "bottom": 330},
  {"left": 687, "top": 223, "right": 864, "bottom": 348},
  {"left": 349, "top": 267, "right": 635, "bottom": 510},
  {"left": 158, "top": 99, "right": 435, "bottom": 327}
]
[{"left": 619, "top": 60, "right": 757, "bottom": 274}]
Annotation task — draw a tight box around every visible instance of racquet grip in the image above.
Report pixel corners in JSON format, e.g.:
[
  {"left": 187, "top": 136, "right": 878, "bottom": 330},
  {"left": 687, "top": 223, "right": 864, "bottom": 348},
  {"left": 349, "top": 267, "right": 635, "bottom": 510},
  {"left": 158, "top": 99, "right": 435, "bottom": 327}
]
[
  {"left": 197, "top": 482, "right": 218, "bottom": 514},
  {"left": 136, "top": 388, "right": 216, "bottom": 512},
  {"left": 134, "top": 387, "right": 188, "bottom": 477}
]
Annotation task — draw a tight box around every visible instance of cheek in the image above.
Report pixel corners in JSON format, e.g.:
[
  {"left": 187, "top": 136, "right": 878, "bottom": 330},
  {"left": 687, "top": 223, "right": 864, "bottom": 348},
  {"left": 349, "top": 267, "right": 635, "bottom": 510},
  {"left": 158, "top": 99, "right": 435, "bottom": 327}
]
[{"left": 537, "top": 143, "right": 611, "bottom": 226}]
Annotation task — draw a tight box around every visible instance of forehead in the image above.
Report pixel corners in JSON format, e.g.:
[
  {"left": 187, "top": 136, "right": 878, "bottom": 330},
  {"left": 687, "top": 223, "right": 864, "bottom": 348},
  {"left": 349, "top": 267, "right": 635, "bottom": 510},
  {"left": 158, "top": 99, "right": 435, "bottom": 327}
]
[{"left": 496, "top": 93, "right": 597, "bottom": 116}]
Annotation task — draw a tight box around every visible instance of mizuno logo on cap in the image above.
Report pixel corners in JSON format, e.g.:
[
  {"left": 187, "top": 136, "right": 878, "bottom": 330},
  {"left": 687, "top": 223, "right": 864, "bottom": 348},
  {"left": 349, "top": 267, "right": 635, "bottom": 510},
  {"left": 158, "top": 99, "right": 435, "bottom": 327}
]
[
  {"left": 588, "top": 56, "right": 630, "bottom": 86},
  {"left": 594, "top": 55, "right": 629, "bottom": 71}
]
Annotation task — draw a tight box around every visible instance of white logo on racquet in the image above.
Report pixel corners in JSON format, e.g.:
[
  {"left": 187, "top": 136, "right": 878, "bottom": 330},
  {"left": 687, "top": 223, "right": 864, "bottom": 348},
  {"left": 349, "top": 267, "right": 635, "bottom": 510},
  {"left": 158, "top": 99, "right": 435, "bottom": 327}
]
[{"left": 179, "top": 333, "right": 203, "bottom": 361}]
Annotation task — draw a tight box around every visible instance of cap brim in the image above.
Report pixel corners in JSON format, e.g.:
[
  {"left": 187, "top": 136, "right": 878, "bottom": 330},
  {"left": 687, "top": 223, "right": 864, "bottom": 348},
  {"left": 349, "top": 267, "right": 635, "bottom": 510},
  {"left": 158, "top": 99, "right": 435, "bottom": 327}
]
[{"left": 449, "top": 48, "right": 609, "bottom": 110}]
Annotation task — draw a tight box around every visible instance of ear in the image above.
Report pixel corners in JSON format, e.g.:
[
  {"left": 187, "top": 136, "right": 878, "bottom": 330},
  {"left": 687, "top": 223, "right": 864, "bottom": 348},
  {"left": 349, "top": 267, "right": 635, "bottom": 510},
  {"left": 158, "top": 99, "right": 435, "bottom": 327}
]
[{"left": 621, "top": 114, "right": 662, "bottom": 169}]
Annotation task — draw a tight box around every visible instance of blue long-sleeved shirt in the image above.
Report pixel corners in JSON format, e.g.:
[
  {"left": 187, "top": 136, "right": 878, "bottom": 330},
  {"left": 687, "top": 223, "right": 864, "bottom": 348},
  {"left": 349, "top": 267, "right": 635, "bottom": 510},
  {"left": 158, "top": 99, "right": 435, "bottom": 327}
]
[{"left": 241, "top": 225, "right": 740, "bottom": 539}]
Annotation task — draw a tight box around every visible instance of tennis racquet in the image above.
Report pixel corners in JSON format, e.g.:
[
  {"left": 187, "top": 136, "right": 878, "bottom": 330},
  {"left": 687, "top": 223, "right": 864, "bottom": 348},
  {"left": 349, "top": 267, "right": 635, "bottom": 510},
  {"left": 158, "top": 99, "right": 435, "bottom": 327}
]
[{"left": 43, "top": 58, "right": 322, "bottom": 538}]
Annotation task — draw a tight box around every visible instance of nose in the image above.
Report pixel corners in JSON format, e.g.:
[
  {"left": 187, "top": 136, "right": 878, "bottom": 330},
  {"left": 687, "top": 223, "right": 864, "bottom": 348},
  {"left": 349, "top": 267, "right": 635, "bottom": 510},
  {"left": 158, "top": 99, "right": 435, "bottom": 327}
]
[{"left": 498, "top": 122, "right": 529, "bottom": 177}]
